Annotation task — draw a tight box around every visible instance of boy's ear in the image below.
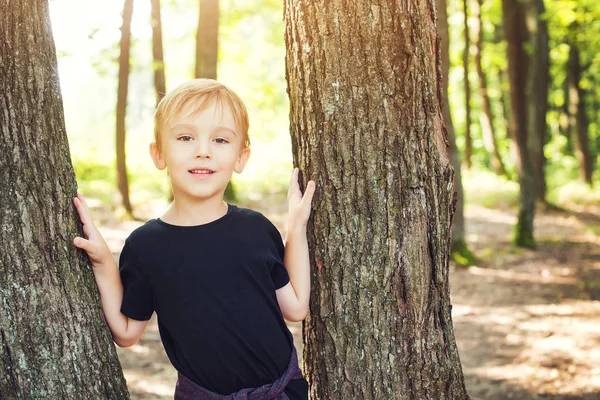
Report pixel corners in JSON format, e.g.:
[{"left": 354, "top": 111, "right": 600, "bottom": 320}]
[
  {"left": 234, "top": 147, "right": 251, "bottom": 174},
  {"left": 149, "top": 142, "right": 166, "bottom": 170}
]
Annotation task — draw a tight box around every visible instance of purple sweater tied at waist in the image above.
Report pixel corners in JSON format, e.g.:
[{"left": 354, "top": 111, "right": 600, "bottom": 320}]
[{"left": 174, "top": 346, "right": 303, "bottom": 400}]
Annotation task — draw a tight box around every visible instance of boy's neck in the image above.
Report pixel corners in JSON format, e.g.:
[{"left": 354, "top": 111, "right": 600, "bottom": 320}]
[{"left": 160, "top": 197, "right": 229, "bottom": 226}]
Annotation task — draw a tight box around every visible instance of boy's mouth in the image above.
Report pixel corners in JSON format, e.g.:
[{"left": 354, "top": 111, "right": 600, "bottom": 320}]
[{"left": 189, "top": 168, "right": 215, "bottom": 174}]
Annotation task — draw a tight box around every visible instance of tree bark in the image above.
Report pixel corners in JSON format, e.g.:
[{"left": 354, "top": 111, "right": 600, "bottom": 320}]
[
  {"left": 116, "top": 0, "right": 135, "bottom": 218},
  {"left": 462, "top": 0, "right": 473, "bottom": 169},
  {"left": 502, "top": 0, "right": 536, "bottom": 247},
  {"left": 284, "top": 1, "right": 468, "bottom": 398},
  {"left": 195, "top": 0, "right": 219, "bottom": 80},
  {"left": 527, "top": 0, "right": 550, "bottom": 202},
  {"left": 0, "top": 1, "right": 129, "bottom": 398},
  {"left": 150, "top": 0, "right": 166, "bottom": 106},
  {"left": 567, "top": 41, "right": 593, "bottom": 185},
  {"left": 474, "top": 0, "right": 505, "bottom": 176}
]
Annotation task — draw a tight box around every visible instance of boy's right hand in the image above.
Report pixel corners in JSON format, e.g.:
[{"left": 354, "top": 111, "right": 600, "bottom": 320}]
[{"left": 73, "top": 194, "right": 113, "bottom": 268}]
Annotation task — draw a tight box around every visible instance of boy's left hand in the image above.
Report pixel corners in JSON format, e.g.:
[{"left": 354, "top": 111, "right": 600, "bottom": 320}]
[
  {"left": 73, "top": 194, "right": 113, "bottom": 268},
  {"left": 287, "top": 167, "right": 316, "bottom": 231}
]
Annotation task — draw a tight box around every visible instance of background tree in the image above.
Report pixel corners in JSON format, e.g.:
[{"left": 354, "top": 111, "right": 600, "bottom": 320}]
[
  {"left": 502, "top": 0, "right": 536, "bottom": 247},
  {"left": 462, "top": 0, "right": 473, "bottom": 169},
  {"left": 150, "top": 0, "right": 166, "bottom": 106},
  {"left": 284, "top": 1, "right": 468, "bottom": 398},
  {"left": 195, "top": 0, "right": 219, "bottom": 80},
  {"left": 474, "top": 0, "right": 505, "bottom": 176},
  {"left": 116, "top": 0, "right": 135, "bottom": 218},
  {"left": 0, "top": 0, "right": 129, "bottom": 397},
  {"left": 567, "top": 31, "right": 593, "bottom": 186},
  {"left": 527, "top": 0, "right": 550, "bottom": 202}
]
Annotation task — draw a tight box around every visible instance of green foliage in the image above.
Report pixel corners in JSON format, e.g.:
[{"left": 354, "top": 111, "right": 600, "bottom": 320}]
[
  {"left": 442, "top": 0, "right": 600, "bottom": 188},
  {"left": 53, "top": 0, "right": 600, "bottom": 218}
]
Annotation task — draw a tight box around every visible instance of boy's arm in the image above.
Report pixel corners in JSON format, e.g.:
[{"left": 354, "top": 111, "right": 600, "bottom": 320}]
[
  {"left": 73, "top": 194, "right": 148, "bottom": 347},
  {"left": 276, "top": 168, "right": 315, "bottom": 322}
]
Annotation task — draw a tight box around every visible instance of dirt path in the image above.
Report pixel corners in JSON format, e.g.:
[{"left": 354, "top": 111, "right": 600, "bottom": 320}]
[
  {"left": 452, "top": 205, "right": 600, "bottom": 399},
  {"left": 97, "top": 202, "right": 600, "bottom": 399}
]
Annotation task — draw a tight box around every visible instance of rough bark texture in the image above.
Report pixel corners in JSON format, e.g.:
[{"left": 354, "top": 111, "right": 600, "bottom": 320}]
[
  {"left": 502, "top": 0, "right": 536, "bottom": 248},
  {"left": 0, "top": 1, "right": 129, "bottom": 398},
  {"left": 567, "top": 41, "right": 593, "bottom": 185},
  {"left": 284, "top": 1, "right": 468, "bottom": 398},
  {"left": 151, "top": 0, "right": 166, "bottom": 106},
  {"left": 462, "top": 0, "right": 473, "bottom": 169},
  {"left": 527, "top": 0, "right": 549, "bottom": 202},
  {"left": 195, "top": 0, "right": 219, "bottom": 80},
  {"left": 116, "top": 0, "right": 134, "bottom": 218},
  {"left": 474, "top": 0, "right": 505, "bottom": 177}
]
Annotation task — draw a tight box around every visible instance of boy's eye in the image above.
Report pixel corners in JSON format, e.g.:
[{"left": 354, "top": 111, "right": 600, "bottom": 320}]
[
  {"left": 177, "top": 135, "right": 193, "bottom": 142},
  {"left": 214, "top": 138, "right": 229, "bottom": 144}
]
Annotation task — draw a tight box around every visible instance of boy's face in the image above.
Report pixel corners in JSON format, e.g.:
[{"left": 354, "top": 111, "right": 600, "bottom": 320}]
[{"left": 150, "top": 101, "right": 250, "bottom": 204}]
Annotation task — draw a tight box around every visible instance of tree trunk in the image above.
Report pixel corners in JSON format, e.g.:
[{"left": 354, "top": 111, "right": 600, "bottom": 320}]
[
  {"left": 116, "top": 0, "right": 135, "bottom": 218},
  {"left": 502, "top": 0, "right": 536, "bottom": 248},
  {"left": 474, "top": 0, "right": 505, "bottom": 176},
  {"left": 494, "top": 23, "right": 511, "bottom": 142},
  {"left": 150, "top": 0, "right": 166, "bottom": 106},
  {"left": 527, "top": 0, "right": 550, "bottom": 202},
  {"left": 195, "top": 0, "right": 219, "bottom": 80},
  {"left": 567, "top": 41, "right": 593, "bottom": 185},
  {"left": 284, "top": 1, "right": 469, "bottom": 398},
  {"left": 0, "top": 1, "right": 129, "bottom": 398},
  {"left": 462, "top": 0, "right": 473, "bottom": 169},
  {"left": 498, "top": 67, "right": 511, "bottom": 140}
]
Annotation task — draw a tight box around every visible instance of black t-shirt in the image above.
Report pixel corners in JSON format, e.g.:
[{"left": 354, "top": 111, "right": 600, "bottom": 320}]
[{"left": 119, "top": 204, "right": 308, "bottom": 398}]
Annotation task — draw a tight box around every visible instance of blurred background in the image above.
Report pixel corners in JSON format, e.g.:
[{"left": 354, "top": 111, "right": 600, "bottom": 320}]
[
  {"left": 51, "top": 0, "right": 292, "bottom": 220},
  {"left": 49, "top": 0, "right": 600, "bottom": 217},
  {"left": 48, "top": 0, "right": 600, "bottom": 398}
]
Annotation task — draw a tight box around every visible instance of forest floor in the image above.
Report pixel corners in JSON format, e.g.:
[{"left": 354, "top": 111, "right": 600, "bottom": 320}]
[{"left": 94, "top": 197, "right": 600, "bottom": 399}]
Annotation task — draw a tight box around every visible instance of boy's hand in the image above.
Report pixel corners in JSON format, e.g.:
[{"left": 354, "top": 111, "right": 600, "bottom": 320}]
[
  {"left": 73, "top": 194, "right": 113, "bottom": 268},
  {"left": 287, "top": 168, "right": 316, "bottom": 232}
]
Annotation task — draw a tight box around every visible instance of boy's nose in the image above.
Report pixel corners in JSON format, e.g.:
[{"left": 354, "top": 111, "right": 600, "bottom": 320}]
[{"left": 195, "top": 140, "right": 211, "bottom": 158}]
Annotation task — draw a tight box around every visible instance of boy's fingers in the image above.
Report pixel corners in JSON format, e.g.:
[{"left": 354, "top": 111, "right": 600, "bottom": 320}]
[
  {"left": 301, "top": 180, "right": 316, "bottom": 207},
  {"left": 74, "top": 194, "right": 95, "bottom": 226},
  {"left": 73, "top": 196, "right": 88, "bottom": 219},
  {"left": 73, "top": 236, "right": 93, "bottom": 253}
]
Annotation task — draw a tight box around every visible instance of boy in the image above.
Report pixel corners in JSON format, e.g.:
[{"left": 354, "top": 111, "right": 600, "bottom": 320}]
[{"left": 73, "top": 79, "right": 315, "bottom": 399}]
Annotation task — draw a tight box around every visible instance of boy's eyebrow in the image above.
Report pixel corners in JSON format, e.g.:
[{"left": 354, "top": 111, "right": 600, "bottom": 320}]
[
  {"left": 212, "top": 126, "right": 237, "bottom": 136},
  {"left": 169, "top": 123, "right": 196, "bottom": 132},
  {"left": 169, "top": 124, "right": 237, "bottom": 135}
]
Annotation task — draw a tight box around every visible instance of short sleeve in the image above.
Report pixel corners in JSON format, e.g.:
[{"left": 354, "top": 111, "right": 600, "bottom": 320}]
[
  {"left": 265, "top": 219, "right": 290, "bottom": 290},
  {"left": 119, "top": 240, "right": 153, "bottom": 320}
]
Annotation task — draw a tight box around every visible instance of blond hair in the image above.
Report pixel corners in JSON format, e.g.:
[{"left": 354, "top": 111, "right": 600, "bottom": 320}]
[{"left": 154, "top": 79, "right": 250, "bottom": 150}]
